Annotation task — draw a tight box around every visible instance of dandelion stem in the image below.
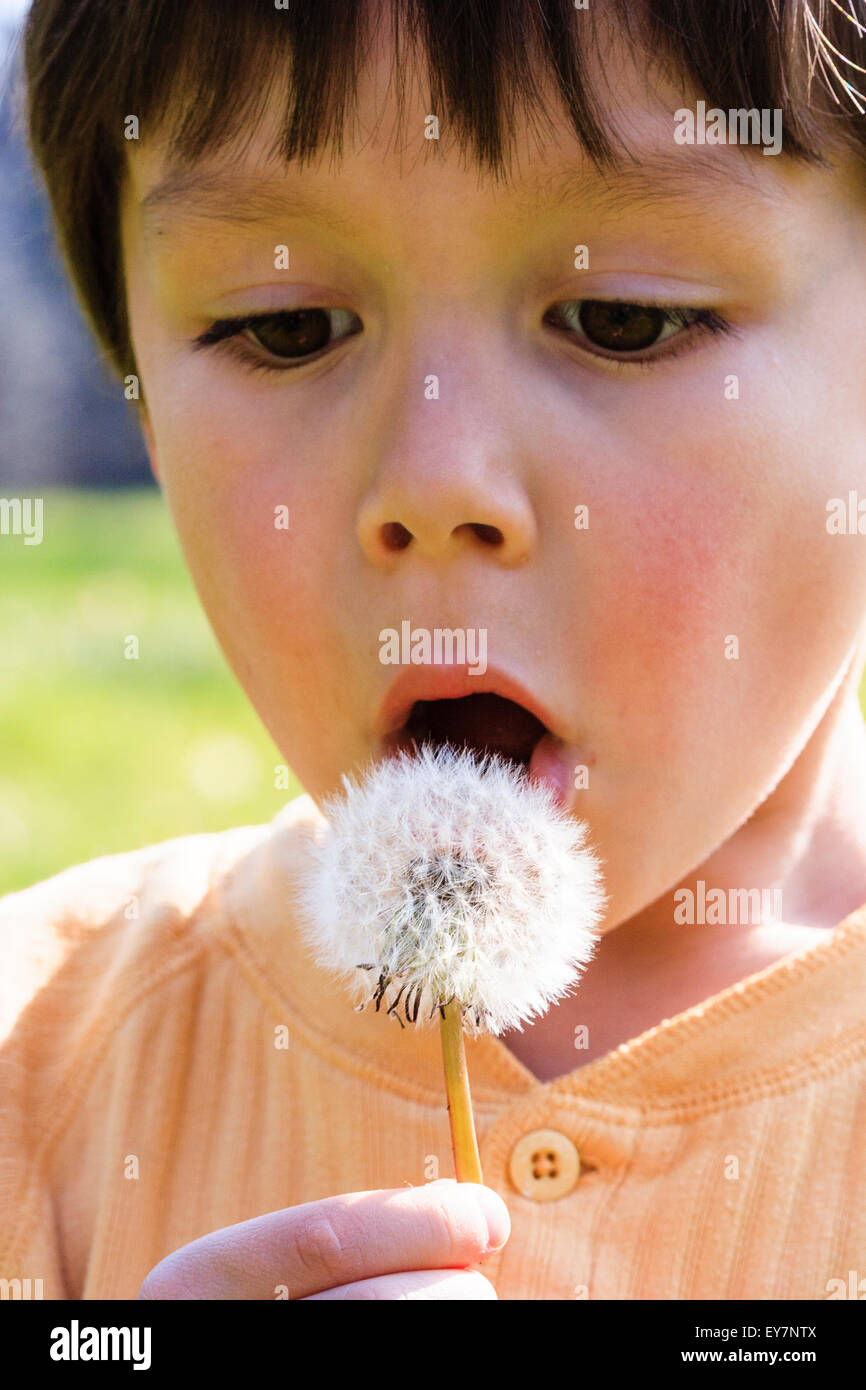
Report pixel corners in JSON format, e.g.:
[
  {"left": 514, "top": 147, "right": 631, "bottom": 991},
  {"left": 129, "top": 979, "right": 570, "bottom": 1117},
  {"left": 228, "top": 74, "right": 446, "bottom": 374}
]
[{"left": 439, "top": 999, "right": 483, "bottom": 1183}]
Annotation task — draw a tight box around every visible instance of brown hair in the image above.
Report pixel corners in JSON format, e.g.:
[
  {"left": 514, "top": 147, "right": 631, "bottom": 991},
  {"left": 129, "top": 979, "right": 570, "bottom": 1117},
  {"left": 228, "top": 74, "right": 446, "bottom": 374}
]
[{"left": 15, "top": 0, "right": 866, "bottom": 380}]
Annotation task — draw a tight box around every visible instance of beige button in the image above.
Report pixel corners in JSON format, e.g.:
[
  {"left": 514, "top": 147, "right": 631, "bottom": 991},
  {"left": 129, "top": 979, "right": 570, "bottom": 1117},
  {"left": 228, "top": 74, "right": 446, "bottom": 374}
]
[{"left": 508, "top": 1129, "right": 580, "bottom": 1201}]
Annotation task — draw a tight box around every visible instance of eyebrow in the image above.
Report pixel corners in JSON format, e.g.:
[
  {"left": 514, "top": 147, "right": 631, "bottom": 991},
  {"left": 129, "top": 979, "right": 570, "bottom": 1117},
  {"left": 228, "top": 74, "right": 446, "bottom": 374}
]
[
  {"left": 526, "top": 151, "right": 765, "bottom": 220},
  {"left": 140, "top": 148, "right": 768, "bottom": 238},
  {"left": 141, "top": 168, "right": 362, "bottom": 239}
]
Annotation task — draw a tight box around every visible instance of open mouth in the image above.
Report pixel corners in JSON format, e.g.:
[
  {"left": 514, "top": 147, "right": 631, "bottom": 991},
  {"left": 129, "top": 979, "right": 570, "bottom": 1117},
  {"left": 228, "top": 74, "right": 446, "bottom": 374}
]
[{"left": 394, "top": 692, "right": 548, "bottom": 772}]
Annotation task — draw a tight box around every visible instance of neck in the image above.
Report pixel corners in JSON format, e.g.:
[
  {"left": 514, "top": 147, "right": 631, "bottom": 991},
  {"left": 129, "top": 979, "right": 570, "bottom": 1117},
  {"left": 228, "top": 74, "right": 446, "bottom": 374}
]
[{"left": 693, "top": 670, "right": 866, "bottom": 932}]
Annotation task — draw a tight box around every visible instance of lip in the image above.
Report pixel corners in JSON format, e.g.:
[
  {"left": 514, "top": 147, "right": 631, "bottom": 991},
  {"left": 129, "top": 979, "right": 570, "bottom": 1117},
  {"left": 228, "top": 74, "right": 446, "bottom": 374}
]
[
  {"left": 373, "top": 663, "right": 580, "bottom": 813},
  {"left": 375, "top": 663, "right": 563, "bottom": 746}
]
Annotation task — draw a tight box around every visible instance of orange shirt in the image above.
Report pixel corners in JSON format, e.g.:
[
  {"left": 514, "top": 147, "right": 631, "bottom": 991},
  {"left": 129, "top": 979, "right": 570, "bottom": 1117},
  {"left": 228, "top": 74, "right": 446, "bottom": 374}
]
[{"left": 1, "top": 793, "right": 865, "bottom": 1300}]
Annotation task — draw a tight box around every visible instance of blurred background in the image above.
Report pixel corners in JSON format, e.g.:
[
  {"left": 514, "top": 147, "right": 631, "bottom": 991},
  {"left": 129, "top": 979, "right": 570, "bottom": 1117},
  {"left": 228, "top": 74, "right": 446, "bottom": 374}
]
[{"left": 0, "top": 5, "right": 299, "bottom": 896}]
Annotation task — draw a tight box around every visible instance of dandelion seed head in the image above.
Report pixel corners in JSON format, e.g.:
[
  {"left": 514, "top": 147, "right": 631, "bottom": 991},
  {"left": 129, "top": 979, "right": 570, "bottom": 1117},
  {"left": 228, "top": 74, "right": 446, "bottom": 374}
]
[{"left": 294, "top": 743, "right": 608, "bottom": 1036}]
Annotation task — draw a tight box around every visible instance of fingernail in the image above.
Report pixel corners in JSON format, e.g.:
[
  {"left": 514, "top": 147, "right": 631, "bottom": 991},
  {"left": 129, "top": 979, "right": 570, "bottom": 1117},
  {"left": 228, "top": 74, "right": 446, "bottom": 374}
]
[{"left": 475, "top": 1186, "right": 510, "bottom": 1253}]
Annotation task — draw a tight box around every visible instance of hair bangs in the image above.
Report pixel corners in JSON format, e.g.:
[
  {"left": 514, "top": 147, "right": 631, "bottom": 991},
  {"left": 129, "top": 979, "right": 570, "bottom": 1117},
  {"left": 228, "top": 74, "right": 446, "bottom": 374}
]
[{"left": 18, "top": 0, "right": 866, "bottom": 376}]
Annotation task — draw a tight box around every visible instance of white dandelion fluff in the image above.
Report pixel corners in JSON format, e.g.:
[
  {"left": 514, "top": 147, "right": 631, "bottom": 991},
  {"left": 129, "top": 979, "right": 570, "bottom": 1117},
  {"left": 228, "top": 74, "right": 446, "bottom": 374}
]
[{"left": 294, "top": 742, "right": 608, "bottom": 1038}]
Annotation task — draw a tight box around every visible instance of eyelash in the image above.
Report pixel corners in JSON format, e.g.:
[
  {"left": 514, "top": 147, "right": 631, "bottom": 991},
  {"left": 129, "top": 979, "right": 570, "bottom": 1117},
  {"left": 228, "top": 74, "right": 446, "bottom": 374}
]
[
  {"left": 547, "top": 302, "right": 735, "bottom": 369},
  {"left": 192, "top": 310, "right": 361, "bottom": 376},
  {"left": 191, "top": 300, "right": 736, "bottom": 377}
]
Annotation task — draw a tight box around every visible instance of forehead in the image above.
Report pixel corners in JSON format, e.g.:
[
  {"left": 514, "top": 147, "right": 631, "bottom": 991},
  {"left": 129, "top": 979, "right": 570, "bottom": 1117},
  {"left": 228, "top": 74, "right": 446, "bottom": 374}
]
[{"left": 123, "top": 13, "right": 774, "bottom": 244}]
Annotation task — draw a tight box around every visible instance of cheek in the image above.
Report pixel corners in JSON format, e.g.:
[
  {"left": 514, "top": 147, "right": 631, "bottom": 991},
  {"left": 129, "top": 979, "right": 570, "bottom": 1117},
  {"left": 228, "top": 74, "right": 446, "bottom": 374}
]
[
  {"left": 567, "top": 402, "right": 866, "bottom": 772},
  {"left": 149, "top": 391, "right": 348, "bottom": 722},
  {"left": 575, "top": 471, "right": 741, "bottom": 763}
]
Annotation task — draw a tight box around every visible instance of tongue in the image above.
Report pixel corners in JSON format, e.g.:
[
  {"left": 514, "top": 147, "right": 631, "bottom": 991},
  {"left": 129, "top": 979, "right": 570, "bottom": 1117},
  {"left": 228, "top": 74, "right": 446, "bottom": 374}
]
[{"left": 403, "top": 692, "right": 546, "bottom": 765}]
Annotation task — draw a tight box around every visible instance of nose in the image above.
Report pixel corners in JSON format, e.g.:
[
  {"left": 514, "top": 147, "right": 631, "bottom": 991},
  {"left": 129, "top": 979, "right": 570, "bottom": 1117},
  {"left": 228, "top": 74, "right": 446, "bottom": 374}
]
[{"left": 356, "top": 350, "right": 538, "bottom": 570}]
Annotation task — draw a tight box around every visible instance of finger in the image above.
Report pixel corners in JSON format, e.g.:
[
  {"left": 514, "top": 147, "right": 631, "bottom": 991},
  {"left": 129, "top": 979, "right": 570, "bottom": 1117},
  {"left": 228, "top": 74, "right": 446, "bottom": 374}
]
[
  {"left": 137, "top": 1182, "right": 510, "bottom": 1301},
  {"left": 301, "top": 1268, "right": 498, "bottom": 1300}
]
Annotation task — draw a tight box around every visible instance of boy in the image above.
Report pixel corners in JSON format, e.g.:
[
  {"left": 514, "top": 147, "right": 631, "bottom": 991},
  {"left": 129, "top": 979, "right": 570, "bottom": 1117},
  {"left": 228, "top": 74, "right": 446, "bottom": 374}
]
[{"left": 2, "top": 0, "right": 866, "bottom": 1300}]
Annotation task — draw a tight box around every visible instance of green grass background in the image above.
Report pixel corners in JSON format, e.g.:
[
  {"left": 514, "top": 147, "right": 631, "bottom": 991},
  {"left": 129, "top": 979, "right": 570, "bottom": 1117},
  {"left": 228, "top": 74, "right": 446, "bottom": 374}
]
[{"left": 0, "top": 488, "right": 301, "bottom": 897}]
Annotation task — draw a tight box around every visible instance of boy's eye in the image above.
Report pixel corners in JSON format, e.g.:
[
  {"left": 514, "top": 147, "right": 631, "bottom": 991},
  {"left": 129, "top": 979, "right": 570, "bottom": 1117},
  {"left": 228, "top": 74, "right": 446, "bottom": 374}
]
[
  {"left": 242, "top": 308, "right": 361, "bottom": 359},
  {"left": 543, "top": 299, "right": 731, "bottom": 359},
  {"left": 193, "top": 307, "right": 362, "bottom": 370}
]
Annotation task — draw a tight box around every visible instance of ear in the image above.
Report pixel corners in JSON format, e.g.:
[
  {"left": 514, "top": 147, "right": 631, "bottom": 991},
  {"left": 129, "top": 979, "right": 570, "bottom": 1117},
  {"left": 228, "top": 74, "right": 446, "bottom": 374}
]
[{"left": 138, "top": 406, "right": 161, "bottom": 485}]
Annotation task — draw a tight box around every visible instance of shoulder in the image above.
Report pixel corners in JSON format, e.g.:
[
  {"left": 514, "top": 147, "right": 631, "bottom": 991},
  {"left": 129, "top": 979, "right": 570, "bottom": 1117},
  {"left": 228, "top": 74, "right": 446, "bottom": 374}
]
[{"left": 0, "top": 817, "right": 274, "bottom": 1047}]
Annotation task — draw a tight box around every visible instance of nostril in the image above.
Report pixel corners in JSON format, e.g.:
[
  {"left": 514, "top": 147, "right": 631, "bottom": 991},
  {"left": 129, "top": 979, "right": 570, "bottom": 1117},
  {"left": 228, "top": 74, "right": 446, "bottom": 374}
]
[
  {"left": 381, "top": 521, "right": 412, "bottom": 550},
  {"left": 466, "top": 522, "right": 504, "bottom": 546},
  {"left": 382, "top": 521, "right": 502, "bottom": 550}
]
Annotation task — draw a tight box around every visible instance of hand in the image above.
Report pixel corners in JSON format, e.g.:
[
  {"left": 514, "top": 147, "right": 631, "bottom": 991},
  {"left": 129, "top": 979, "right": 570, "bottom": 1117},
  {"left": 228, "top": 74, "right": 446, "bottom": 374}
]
[{"left": 136, "top": 1178, "right": 510, "bottom": 1300}]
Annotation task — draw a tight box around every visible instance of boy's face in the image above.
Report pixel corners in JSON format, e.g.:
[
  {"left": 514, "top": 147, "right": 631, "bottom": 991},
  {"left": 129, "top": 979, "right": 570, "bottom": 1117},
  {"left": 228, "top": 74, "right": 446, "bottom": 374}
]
[{"left": 121, "top": 21, "right": 866, "bottom": 932}]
